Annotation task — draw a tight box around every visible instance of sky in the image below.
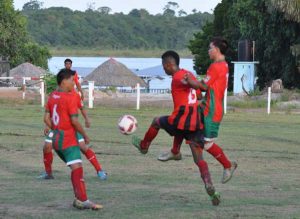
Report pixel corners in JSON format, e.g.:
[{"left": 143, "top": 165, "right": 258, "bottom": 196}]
[{"left": 13, "top": 0, "right": 221, "bottom": 14}]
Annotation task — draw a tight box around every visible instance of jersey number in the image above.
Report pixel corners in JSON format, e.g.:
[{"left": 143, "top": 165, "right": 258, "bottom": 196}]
[
  {"left": 52, "top": 104, "right": 60, "bottom": 126},
  {"left": 188, "top": 89, "right": 197, "bottom": 104}
]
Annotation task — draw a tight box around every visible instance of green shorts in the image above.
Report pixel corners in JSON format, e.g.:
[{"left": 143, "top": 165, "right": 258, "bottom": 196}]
[
  {"left": 55, "top": 146, "right": 82, "bottom": 166},
  {"left": 203, "top": 116, "right": 220, "bottom": 141},
  {"left": 76, "top": 132, "right": 84, "bottom": 143},
  {"left": 45, "top": 130, "right": 54, "bottom": 143}
]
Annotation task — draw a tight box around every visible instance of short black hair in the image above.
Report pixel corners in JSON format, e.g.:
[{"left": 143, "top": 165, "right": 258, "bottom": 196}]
[
  {"left": 161, "top": 50, "right": 180, "bottom": 66},
  {"left": 64, "top": 58, "right": 72, "bottom": 64},
  {"left": 57, "top": 69, "right": 73, "bottom": 85},
  {"left": 211, "top": 37, "right": 228, "bottom": 55}
]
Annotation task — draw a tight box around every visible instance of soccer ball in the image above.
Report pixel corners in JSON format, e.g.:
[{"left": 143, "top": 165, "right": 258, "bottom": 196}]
[{"left": 118, "top": 115, "right": 138, "bottom": 135}]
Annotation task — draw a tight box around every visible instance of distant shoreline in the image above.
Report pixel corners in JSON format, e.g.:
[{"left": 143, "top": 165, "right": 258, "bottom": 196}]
[{"left": 50, "top": 47, "right": 194, "bottom": 58}]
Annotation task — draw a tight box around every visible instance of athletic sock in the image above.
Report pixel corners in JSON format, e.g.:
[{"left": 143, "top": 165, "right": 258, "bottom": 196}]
[
  {"left": 197, "top": 160, "right": 213, "bottom": 186},
  {"left": 171, "top": 135, "right": 184, "bottom": 155},
  {"left": 71, "top": 167, "right": 88, "bottom": 202},
  {"left": 84, "top": 148, "right": 102, "bottom": 173},
  {"left": 140, "top": 125, "right": 159, "bottom": 150},
  {"left": 207, "top": 143, "right": 231, "bottom": 169},
  {"left": 43, "top": 151, "right": 53, "bottom": 175}
]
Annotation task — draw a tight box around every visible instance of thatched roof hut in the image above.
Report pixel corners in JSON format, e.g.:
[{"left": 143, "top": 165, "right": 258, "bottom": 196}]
[
  {"left": 7, "top": 62, "right": 48, "bottom": 86},
  {"left": 84, "top": 58, "right": 146, "bottom": 87}
]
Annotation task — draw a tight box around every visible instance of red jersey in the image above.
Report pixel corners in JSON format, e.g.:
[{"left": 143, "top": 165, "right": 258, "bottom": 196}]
[
  {"left": 168, "top": 69, "right": 202, "bottom": 131},
  {"left": 71, "top": 90, "right": 84, "bottom": 109},
  {"left": 73, "top": 72, "right": 80, "bottom": 87},
  {"left": 45, "top": 91, "right": 79, "bottom": 150},
  {"left": 201, "top": 61, "right": 229, "bottom": 122}
]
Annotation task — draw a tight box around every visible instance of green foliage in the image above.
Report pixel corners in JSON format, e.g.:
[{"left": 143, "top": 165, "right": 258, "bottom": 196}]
[
  {"left": 43, "top": 73, "right": 56, "bottom": 94},
  {"left": 22, "top": 42, "right": 51, "bottom": 69},
  {"left": 23, "top": 7, "right": 213, "bottom": 50},
  {"left": 188, "top": 0, "right": 300, "bottom": 90},
  {"left": 0, "top": 0, "right": 51, "bottom": 68}
]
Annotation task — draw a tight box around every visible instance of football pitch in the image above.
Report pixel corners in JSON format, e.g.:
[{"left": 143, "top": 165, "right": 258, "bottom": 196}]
[{"left": 0, "top": 101, "right": 299, "bottom": 219}]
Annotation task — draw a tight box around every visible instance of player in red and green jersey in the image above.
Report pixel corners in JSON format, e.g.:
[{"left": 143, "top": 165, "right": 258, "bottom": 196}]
[
  {"left": 185, "top": 37, "right": 237, "bottom": 184},
  {"left": 64, "top": 58, "right": 84, "bottom": 100},
  {"left": 40, "top": 89, "right": 107, "bottom": 180},
  {"left": 132, "top": 51, "right": 220, "bottom": 206},
  {"left": 44, "top": 69, "right": 102, "bottom": 210}
]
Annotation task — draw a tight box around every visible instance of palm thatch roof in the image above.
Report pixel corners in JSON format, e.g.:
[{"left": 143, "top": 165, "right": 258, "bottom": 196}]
[
  {"left": 84, "top": 58, "right": 146, "bottom": 87},
  {"left": 7, "top": 62, "right": 48, "bottom": 86}
]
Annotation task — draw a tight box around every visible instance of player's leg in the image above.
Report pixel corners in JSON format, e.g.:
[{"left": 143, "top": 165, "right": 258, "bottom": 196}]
[
  {"left": 203, "top": 117, "right": 237, "bottom": 183},
  {"left": 77, "top": 132, "right": 107, "bottom": 180},
  {"left": 158, "top": 135, "right": 183, "bottom": 161},
  {"left": 188, "top": 142, "right": 220, "bottom": 206},
  {"left": 56, "top": 146, "right": 103, "bottom": 210},
  {"left": 38, "top": 131, "right": 54, "bottom": 179},
  {"left": 132, "top": 116, "right": 162, "bottom": 154}
]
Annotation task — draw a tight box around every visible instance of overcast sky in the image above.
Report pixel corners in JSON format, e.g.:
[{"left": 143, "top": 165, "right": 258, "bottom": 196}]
[{"left": 13, "top": 0, "right": 221, "bottom": 14}]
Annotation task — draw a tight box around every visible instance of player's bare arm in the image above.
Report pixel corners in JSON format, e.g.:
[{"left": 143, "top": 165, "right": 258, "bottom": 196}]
[
  {"left": 184, "top": 73, "right": 207, "bottom": 91},
  {"left": 80, "top": 108, "right": 91, "bottom": 128},
  {"left": 71, "top": 116, "right": 90, "bottom": 144},
  {"left": 77, "top": 83, "right": 84, "bottom": 101},
  {"left": 43, "top": 112, "right": 52, "bottom": 132}
]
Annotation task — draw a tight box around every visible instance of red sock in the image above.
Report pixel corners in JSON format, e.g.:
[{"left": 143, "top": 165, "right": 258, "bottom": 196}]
[
  {"left": 71, "top": 167, "right": 88, "bottom": 201},
  {"left": 141, "top": 125, "right": 159, "bottom": 150},
  {"left": 171, "top": 135, "right": 184, "bottom": 155},
  {"left": 84, "top": 148, "right": 102, "bottom": 173},
  {"left": 197, "top": 160, "right": 212, "bottom": 185},
  {"left": 206, "top": 143, "right": 231, "bottom": 169},
  {"left": 43, "top": 151, "right": 53, "bottom": 175}
]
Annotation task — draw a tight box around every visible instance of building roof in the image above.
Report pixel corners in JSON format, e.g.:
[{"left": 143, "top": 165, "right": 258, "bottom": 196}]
[{"left": 84, "top": 58, "right": 146, "bottom": 87}]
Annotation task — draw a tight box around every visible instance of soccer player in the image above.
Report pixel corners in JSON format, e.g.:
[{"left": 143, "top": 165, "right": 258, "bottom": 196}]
[
  {"left": 64, "top": 58, "right": 84, "bottom": 100},
  {"left": 40, "top": 86, "right": 107, "bottom": 180},
  {"left": 132, "top": 51, "right": 220, "bottom": 206},
  {"left": 44, "top": 69, "right": 102, "bottom": 210},
  {"left": 184, "top": 37, "right": 237, "bottom": 184}
]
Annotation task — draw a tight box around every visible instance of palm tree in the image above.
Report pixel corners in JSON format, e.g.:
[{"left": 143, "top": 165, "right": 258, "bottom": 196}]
[{"left": 270, "top": 0, "right": 300, "bottom": 22}]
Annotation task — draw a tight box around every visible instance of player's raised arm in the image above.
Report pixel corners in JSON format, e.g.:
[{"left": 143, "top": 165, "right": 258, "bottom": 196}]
[{"left": 184, "top": 73, "right": 208, "bottom": 91}]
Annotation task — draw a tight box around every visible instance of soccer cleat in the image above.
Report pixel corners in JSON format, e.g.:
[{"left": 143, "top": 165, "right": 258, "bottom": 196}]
[
  {"left": 37, "top": 172, "right": 54, "bottom": 180},
  {"left": 221, "top": 161, "right": 238, "bottom": 184},
  {"left": 131, "top": 136, "right": 148, "bottom": 154},
  {"left": 205, "top": 184, "right": 221, "bottom": 206},
  {"left": 97, "top": 170, "right": 107, "bottom": 180},
  {"left": 73, "top": 199, "right": 103, "bottom": 210},
  {"left": 158, "top": 151, "right": 182, "bottom": 161}
]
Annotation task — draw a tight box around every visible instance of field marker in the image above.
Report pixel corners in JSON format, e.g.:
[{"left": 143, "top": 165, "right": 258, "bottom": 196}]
[
  {"left": 136, "top": 83, "right": 140, "bottom": 110},
  {"left": 267, "top": 87, "right": 271, "bottom": 114}
]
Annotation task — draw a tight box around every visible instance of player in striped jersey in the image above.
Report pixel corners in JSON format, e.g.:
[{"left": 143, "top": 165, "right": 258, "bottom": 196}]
[{"left": 132, "top": 51, "right": 220, "bottom": 206}]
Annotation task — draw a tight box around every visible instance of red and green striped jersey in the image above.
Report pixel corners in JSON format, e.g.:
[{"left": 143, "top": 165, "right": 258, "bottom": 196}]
[
  {"left": 168, "top": 69, "right": 203, "bottom": 131},
  {"left": 201, "top": 61, "right": 229, "bottom": 123}
]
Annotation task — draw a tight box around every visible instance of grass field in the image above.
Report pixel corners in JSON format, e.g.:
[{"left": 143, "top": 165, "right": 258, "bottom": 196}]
[{"left": 0, "top": 100, "right": 299, "bottom": 219}]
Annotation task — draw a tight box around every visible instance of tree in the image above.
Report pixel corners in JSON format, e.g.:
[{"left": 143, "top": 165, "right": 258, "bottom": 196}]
[
  {"left": 270, "top": 0, "right": 300, "bottom": 22},
  {"left": 0, "top": 0, "right": 51, "bottom": 68},
  {"left": 97, "top": 6, "right": 111, "bottom": 15},
  {"left": 22, "top": 0, "right": 43, "bottom": 11},
  {"left": 178, "top": 9, "right": 187, "bottom": 17}
]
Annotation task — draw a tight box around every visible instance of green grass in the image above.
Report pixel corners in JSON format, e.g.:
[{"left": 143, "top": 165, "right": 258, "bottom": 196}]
[
  {"left": 0, "top": 101, "right": 299, "bottom": 218},
  {"left": 50, "top": 47, "right": 193, "bottom": 58}
]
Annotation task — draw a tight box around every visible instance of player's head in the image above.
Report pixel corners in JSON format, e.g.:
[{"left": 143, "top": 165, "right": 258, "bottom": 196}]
[
  {"left": 57, "top": 69, "right": 74, "bottom": 91},
  {"left": 64, "top": 58, "right": 72, "bottom": 70},
  {"left": 209, "top": 37, "right": 228, "bottom": 60},
  {"left": 161, "top": 50, "right": 180, "bottom": 75}
]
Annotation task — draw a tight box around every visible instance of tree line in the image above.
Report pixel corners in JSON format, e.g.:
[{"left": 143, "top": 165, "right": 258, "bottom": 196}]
[{"left": 22, "top": 1, "right": 213, "bottom": 50}]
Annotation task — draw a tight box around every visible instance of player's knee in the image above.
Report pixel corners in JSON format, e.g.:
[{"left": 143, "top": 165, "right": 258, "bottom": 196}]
[
  {"left": 151, "top": 117, "right": 160, "bottom": 129},
  {"left": 43, "top": 143, "right": 52, "bottom": 153},
  {"left": 204, "top": 141, "right": 214, "bottom": 150},
  {"left": 79, "top": 143, "right": 88, "bottom": 153}
]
